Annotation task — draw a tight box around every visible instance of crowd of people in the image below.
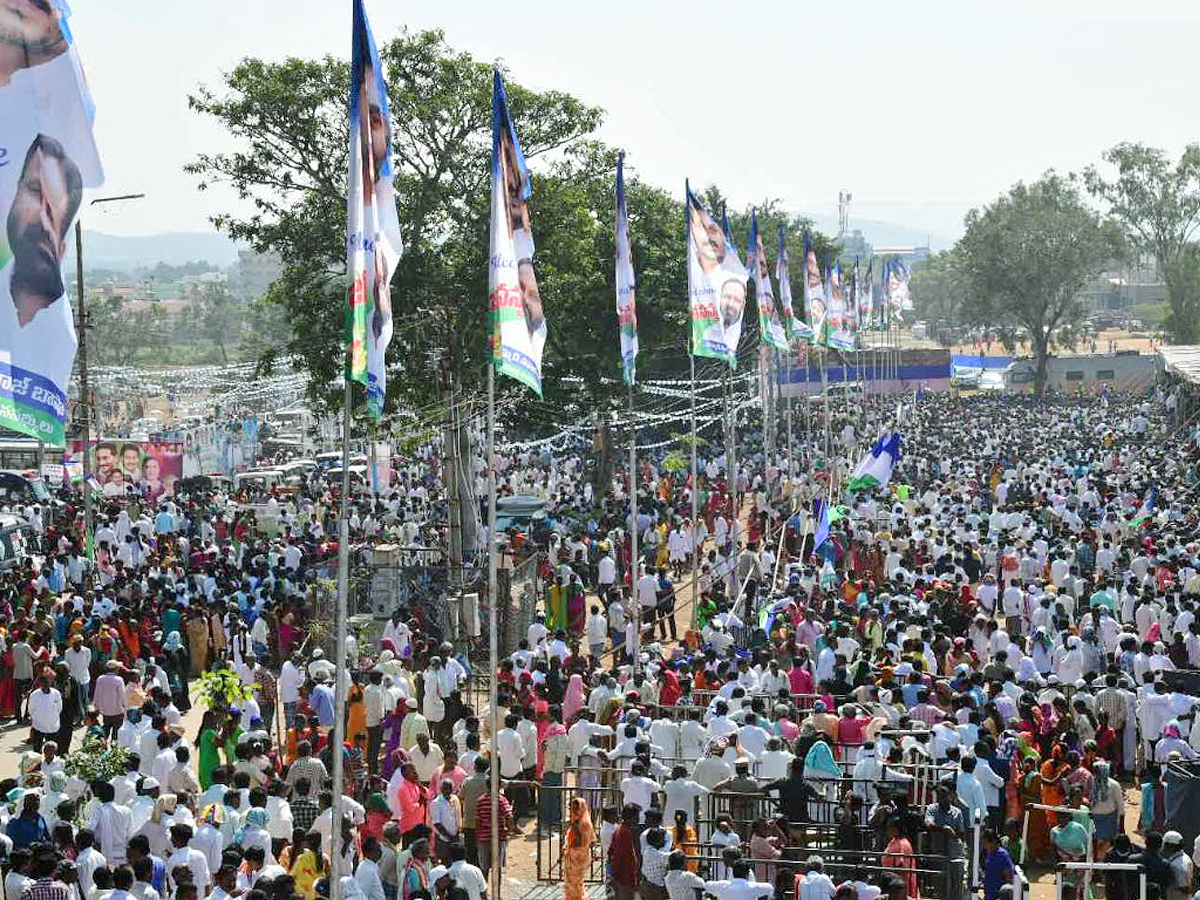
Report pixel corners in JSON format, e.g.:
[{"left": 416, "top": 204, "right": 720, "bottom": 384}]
[{"left": 0, "top": 382, "right": 1196, "bottom": 900}]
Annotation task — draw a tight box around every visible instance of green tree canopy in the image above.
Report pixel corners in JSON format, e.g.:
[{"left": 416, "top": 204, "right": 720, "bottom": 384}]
[
  {"left": 956, "top": 172, "right": 1121, "bottom": 394},
  {"left": 909, "top": 247, "right": 967, "bottom": 327},
  {"left": 1083, "top": 143, "right": 1200, "bottom": 343},
  {"left": 188, "top": 28, "right": 834, "bottom": 436}
]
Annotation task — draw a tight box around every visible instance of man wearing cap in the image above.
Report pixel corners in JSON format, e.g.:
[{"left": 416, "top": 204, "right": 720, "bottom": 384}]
[{"left": 1163, "top": 831, "right": 1193, "bottom": 900}]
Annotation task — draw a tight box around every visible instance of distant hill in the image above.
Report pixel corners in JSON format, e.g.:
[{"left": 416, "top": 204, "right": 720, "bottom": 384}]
[
  {"left": 82, "top": 231, "right": 243, "bottom": 271},
  {"left": 805, "top": 214, "right": 955, "bottom": 253}
]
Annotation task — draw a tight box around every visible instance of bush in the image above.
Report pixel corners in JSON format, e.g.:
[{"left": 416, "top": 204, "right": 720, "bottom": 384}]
[{"left": 64, "top": 738, "right": 132, "bottom": 784}]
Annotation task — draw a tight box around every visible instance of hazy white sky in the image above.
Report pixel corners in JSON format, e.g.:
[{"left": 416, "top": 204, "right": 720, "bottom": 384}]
[{"left": 71, "top": 0, "right": 1200, "bottom": 241}]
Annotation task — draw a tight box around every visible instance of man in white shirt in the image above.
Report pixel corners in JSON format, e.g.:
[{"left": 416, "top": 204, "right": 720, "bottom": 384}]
[
  {"left": 446, "top": 845, "right": 488, "bottom": 900},
  {"left": 278, "top": 652, "right": 306, "bottom": 729},
  {"left": 27, "top": 676, "right": 62, "bottom": 750},
  {"left": 354, "top": 838, "right": 387, "bottom": 900},
  {"left": 88, "top": 781, "right": 133, "bottom": 864},
  {"left": 166, "top": 824, "right": 211, "bottom": 897}
]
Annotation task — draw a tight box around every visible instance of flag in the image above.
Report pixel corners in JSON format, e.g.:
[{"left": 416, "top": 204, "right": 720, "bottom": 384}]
[
  {"left": 802, "top": 233, "right": 826, "bottom": 345},
  {"left": 749, "top": 211, "right": 788, "bottom": 351},
  {"left": 687, "top": 184, "right": 749, "bottom": 367},
  {"left": 489, "top": 70, "right": 545, "bottom": 395},
  {"left": 855, "top": 259, "right": 872, "bottom": 334},
  {"left": 846, "top": 430, "right": 904, "bottom": 492},
  {"left": 614, "top": 153, "right": 638, "bottom": 384},
  {"left": 812, "top": 497, "right": 830, "bottom": 550},
  {"left": 346, "top": 0, "right": 403, "bottom": 420},
  {"left": 1129, "top": 486, "right": 1157, "bottom": 526},
  {"left": 0, "top": 0, "right": 103, "bottom": 445},
  {"left": 777, "top": 226, "right": 813, "bottom": 344},
  {"left": 826, "top": 262, "right": 855, "bottom": 351},
  {"left": 887, "top": 258, "right": 910, "bottom": 322}
]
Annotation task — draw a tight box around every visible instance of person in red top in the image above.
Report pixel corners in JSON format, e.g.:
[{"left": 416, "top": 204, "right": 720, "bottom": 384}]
[
  {"left": 475, "top": 787, "right": 516, "bottom": 880},
  {"left": 607, "top": 804, "right": 641, "bottom": 900}
]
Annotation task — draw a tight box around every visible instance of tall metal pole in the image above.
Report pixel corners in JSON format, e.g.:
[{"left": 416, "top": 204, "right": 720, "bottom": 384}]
[
  {"left": 727, "top": 369, "right": 738, "bottom": 535},
  {"left": 786, "top": 351, "right": 794, "bottom": 491},
  {"left": 688, "top": 353, "right": 699, "bottom": 630},
  {"left": 330, "top": 367, "right": 352, "bottom": 899},
  {"left": 628, "top": 382, "right": 639, "bottom": 674},
  {"left": 73, "top": 194, "right": 144, "bottom": 558},
  {"left": 74, "top": 223, "right": 93, "bottom": 555},
  {"left": 486, "top": 360, "right": 501, "bottom": 900}
]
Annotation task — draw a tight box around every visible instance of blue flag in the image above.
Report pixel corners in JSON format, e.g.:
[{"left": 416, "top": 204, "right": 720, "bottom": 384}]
[{"left": 813, "top": 497, "right": 830, "bottom": 550}]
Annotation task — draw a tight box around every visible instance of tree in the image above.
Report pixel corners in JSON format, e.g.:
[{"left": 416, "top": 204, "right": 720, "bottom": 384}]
[
  {"left": 197, "top": 284, "right": 242, "bottom": 364},
  {"left": 188, "top": 29, "right": 603, "bottom": 420},
  {"left": 956, "top": 172, "right": 1121, "bottom": 395},
  {"left": 88, "top": 297, "right": 170, "bottom": 366},
  {"left": 1084, "top": 143, "right": 1200, "bottom": 343},
  {"left": 188, "top": 29, "right": 835, "bottom": 435},
  {"left": 910, "top": 248, "right": 967, "bottom": 326}
]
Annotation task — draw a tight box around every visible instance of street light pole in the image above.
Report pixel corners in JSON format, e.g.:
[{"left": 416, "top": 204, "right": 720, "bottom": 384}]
[{"left": 75, "top": 194, "right": 145, "bottom": 555}]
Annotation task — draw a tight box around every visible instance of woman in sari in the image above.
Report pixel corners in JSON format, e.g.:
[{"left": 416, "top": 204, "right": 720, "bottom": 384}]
[
  {"left": 277, "top": 609, "right": 302, "bottom": 659},
  {"left": 562, "top": 796, "right": 595, "bottom": 900},
  {"left": 882, "top": 819, "right": 920, "bottom": 899},
  {"left": 566, "top": 579, "right": 586, "bottom": 638},
  {"left": 1039, "top": 744, "right": 1071, "bottom": 827},
  {"left": 803, "top": 736, "right": 842, "bottom": 824},
  {"left": 196, "top": 710, "right": 223, "bottom": 790},
  {"left": 672, "top": 809, "right": 699, "bottom": 873},
  {"left": 562, "top": 674, "right": 586, "bottom": 724},
  {"left": 1020, "top": 752, "right": 1053, "bottom": 865},
  {"left": 161, "top": 631, "right": 191, "bottom": 712},
  {"left": 0, "top": 627, "right": 18, "bottom": 719}
]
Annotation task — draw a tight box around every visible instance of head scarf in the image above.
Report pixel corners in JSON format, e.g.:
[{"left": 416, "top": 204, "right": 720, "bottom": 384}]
[
  {"left": 804, "top": 739, "right": 842, "bottom": 780},
  {"left": 201, "top": 804, "right": 227, "bottom": 826},
  {"left": 562, "top": 674, "right": 586, "bottom": 723},
  {"left": 163, "top": 631, "right": 183, "bottom": 652},
  {"left": 366, "top": 793, "right": 390, "bottom": 816},
  {"left": 567, "top": 796, "right": 595, "bottom": 848}
]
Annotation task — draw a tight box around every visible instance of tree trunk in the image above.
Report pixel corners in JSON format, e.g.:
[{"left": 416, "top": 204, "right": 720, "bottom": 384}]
[{"left": 1032, "top": 335, "right": 1050, "bottom": 396}]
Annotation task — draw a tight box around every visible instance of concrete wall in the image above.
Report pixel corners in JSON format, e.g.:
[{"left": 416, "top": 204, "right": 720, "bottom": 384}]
[{"left": 1005, "top": 353, "right": 1160, "bottom": 392}]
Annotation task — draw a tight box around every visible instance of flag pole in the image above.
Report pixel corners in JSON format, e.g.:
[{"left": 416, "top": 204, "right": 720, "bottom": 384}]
[
  {"left": 486, "top": 356, "right": 501, "bottom": 900},
  {"left": 629, "top": 381, "right": 640, "bottom": 675},
  {"left": 330, "top": 355, "right": 351, "bottom": 900},
  {"left": 689, "top": 352, "right": 700, "bottom": 631}
]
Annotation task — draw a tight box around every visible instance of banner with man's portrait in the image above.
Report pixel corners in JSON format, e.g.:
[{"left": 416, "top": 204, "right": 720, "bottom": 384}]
[
  {"left": 614, "top": 153, "right": 638, "bottom": 385},
  {"left": 776, "top": 226, "right": 813, "bottom": 345},
  {"left": 686, "top": 185, "right": 748, "bottom": 367},
  {"left": 0, "top": 0, "right": 103, "bottom": 445},
  {"left": 887, "top": 258, "right": 911, "bottom": 321},
  {"left": 802, "top": 233, "right": 827, "bottom": 346},
  {"left": 748, "top": 211, "right": 787, "bottom": 352},
  {"left": 826, "top": 262, "right": 855, "bottom": 351},
  {"left": 70, "top": 439, "right": 183, "bottom": 503},
  {"left": 346, "top": 0, "right": 402, "bottom": 421},
  {"left": 489, "top": 70, "right": 545, "bottom": 396}
]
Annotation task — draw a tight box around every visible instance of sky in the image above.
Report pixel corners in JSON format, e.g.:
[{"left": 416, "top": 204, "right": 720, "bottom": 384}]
[{"left": 71, "top": 0, "right": 1200, "bottom": 245}]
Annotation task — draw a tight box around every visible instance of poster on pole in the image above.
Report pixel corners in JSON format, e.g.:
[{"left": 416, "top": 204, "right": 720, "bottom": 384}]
[
  {"left": 826, "top": 262, "right": 855, "bottom": 350},
  {"left": 802, "top": 233, "right": 826, "bottom": 345},
  {"left": 614, "top": 153, "right": 638, "bottom": 385},
  {"left": 345, "top": 0, "right": 403, "bottom": 421},
  {"left": 749, "top": 211, "right": 788, "bottom": 351},
  {"left": 0, "top": 0, "right": 104, "bottom": 445},
  {"left": 489, "top": 70, "right": 545, "bottom": 395},
  {"left": 777, "top": 226, "right": 813, "bottom": 344},
  {"left": 686, "top": 184, "right": 748, "bottom": 367}
]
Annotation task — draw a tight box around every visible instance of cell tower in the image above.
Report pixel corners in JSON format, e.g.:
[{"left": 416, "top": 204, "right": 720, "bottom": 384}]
[{"left": 838, "top": 190, "right": 853, "bottom": 237}]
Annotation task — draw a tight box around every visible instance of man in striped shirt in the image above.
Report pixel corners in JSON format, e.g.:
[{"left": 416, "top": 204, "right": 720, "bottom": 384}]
[{"left": 475, "top": 789, "right": 516, "bottom": 880}]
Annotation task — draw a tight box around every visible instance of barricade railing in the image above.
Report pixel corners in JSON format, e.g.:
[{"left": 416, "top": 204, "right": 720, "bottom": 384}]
[
  {"left": 689, "top": 849, "right": 955, "bottom": 899},
  {"left": 1055, "top": 862, "right": 1144, "bottom": 900}
]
